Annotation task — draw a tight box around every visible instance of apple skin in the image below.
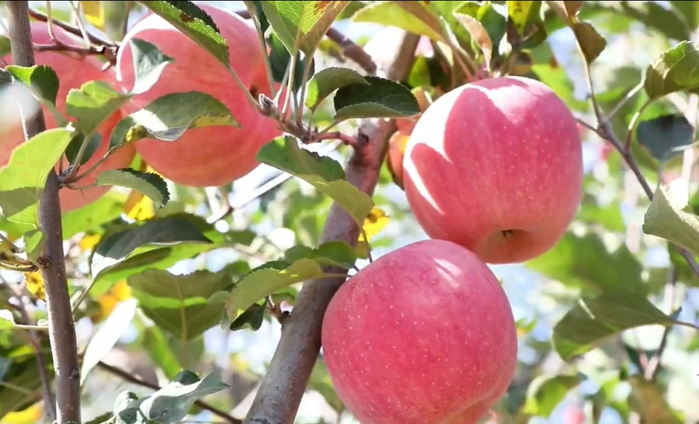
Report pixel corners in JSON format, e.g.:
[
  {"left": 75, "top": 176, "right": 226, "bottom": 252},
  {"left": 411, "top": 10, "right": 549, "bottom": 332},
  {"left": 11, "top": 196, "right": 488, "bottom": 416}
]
[
  {"left": 403, "top": 76, "right": 583, "bottom": 264},
  {"left": 116, "top": 3, "right": 280, "bottom": 187},
  {"left": 0, "top": 23, "right": 135, "bottom": 212},
  {"left": 322, "top": 239, "right": 518, "bottom": 424}
]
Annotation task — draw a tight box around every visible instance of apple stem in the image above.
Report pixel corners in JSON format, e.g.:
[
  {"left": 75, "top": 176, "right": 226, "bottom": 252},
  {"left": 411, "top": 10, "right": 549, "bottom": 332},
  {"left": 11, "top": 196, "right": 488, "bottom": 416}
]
[{"left": 240, "top": 31, "right": 420, "bottom": 424}]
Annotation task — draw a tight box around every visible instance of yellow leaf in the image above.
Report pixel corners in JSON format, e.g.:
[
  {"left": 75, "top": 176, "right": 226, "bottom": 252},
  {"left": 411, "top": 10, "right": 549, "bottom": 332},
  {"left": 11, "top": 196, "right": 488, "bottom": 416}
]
[
  {"left": 110, "top": 280, "right": 132, "bottom": 301},
  {"left": 24, "top": 271, "right": 46, "bottom": 301},
  {"left": 0, "top": 402, "right": 44, "bottom": 424},
  {"left": 79, "top": 233, "right": 102, "bottom": 251},
  {"left": 80, "top": 1, "right": 106, "bottom": 31},
  {"left": 359, "top": 207, "right": 390, "bottom": 242}
]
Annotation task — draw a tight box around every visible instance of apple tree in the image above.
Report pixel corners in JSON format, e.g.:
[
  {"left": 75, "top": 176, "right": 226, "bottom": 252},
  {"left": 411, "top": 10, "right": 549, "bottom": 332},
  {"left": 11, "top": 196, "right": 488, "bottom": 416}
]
[{"left": 0, "top": 1, "right": 699, "bottom": 424}]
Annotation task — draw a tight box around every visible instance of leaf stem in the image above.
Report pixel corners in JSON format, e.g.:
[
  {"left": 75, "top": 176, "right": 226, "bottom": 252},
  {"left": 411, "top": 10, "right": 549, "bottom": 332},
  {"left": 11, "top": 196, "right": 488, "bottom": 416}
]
[
  {"left": 7, "top": 3, "right": 81, "bottom": 423},
  {"left": 240, "top": 31, "right": 420, "bottom": 424}
]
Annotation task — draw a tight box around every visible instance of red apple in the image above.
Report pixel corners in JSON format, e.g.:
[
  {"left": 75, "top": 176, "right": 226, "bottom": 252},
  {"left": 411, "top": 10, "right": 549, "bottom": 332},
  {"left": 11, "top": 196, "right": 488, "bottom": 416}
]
[
  {"left": 116, "top": 4, "right": 280, "bottom": 187},
  {"left": 322, "top": 239, "right": 518, "bottom": 424},
  {"left": 403, "top": 76, "right": 583, "bottom": 264}
]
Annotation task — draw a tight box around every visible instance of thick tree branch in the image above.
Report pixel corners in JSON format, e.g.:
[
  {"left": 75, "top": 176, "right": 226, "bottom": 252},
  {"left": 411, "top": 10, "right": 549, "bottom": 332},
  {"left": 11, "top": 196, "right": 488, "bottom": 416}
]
[
  {"left": 7, "top": 3, "right": 81, "bottom": 423},
  {"left": 241, "top": 32, "right": 420, "bottom": 424},
  {"left": 95, "top": 361, "right": 241, "bottom": 424}
]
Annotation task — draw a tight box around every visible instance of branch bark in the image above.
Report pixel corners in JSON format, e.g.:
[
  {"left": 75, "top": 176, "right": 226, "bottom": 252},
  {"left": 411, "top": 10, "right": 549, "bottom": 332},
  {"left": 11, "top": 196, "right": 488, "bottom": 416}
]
[
  {"left": 6, "top": 3, "right": 81, "bottom": 423},
  {"left": 242, "top": 31, "right": 420, "bottom": 424}
]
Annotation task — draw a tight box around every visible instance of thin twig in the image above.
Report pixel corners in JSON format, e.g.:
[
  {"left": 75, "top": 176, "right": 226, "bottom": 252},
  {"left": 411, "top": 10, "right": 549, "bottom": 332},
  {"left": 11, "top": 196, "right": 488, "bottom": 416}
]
[
  {"left": 644, "top": 266, "right": 678, "bottom": 381},
  {"left": 241, "top": 31, "right": 420, "bottom": 424},
  {"left": 7, "top": 3, "right": 81, "bottom": 423},
  {"left": 28, "top": 8, "right": 117, "bottom": 47},
  {"left": 12, "top": 290, "right": 56, "bottom": 421},
  {"left": 234, "top": 10, "right": 377, "bottom": 75},
  {"left": 96, "top": 361, "right": 241, "bottom": 424}
]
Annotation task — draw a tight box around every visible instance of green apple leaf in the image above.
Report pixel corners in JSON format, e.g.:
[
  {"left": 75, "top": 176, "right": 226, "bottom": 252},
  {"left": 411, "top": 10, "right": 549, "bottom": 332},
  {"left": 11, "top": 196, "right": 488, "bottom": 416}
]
[
  {"left": 0, "top": 310, "right": 16, "bottom": 330},
  {"left": 64, "top": 132, "right": 102, "bottom": 166},
  {"left": 261, "top": 1, "right": 351, "bottom": 55},
  {"left": 0, "top": 128, "right": 75, "bottom": 225},
  {"left": 552, "top": 294, "right": 693, "bottom": 361},
  {"left": 0, "top": 36, "right": 10, "bottom": 57},
  {"left": 571, "top": 21, "right": 607, "bottom": 64},
  {"left": 225, "top": 258, "right": 326, "bottom": 323},
  {"left": 256, "top": 136, "right": 374, "bottom": 225},
  {"left": 523, "top": 374, "right": 583, "bottom": 418},
  {"left": 109, "top": 91, "right": 239, "bottom": 149},
  {"left": 636, "top": 113, "right": 694, "bottom": 162},
  {"left": 526, "top": 232, "right": 645, "bottom": 295},
  {"left": 4, "top": 64, "right": 59, "bottom": 105},
  {"left": 95, "top": 169, "right": 170, "bottom": 208},
  {"left": 117, "top": 371, "right": 228, "bottom": 423},
  {"left": 138, "top": 0, "right": 230, "bottom": 68},
  {"left": 62, "top": 191, "right": 127, "bottom": 239},
  {"left": 80, "top": 299, "right": 138, "bottom": 385},
  {"left": 454, "top": 13, "right": 493, "bottom": 65},
  {"left": 90, "top": 214, "right": 223, "bottom": 297},
  {"left": 333, "top": 76, "right": 421, "bottom": 121},
  {"left": 507, "top": 1, "right": 543, "bottom": 36},
  {"left": 305, "top": 67, "right": 369, "bottom": 111},
  {"left": 352, "top": 1, "right": 445, "bottom": 42},
  {"left": 283, "top": 241, "right": 358, "bottom": 269},
  {"left": 644, "top": 41, "right": 699, "bottom": 99},
  {"left": 229, "top": 300, "right": 267, "bottom": 332},
  {"left": 128, "top": 269, "right": 231, "bottom": 341},
  {"left": 267, "top": 31, "right": 311, "bottom": 91},
  {"left": 643, "top": 183, "right": 699, "bottom": 256},
  {"left": 126, "top": 38, "right": 175, "bottom": 95},
  {"left": 66, "top": 80, "right": 129, "bottom": 135}
]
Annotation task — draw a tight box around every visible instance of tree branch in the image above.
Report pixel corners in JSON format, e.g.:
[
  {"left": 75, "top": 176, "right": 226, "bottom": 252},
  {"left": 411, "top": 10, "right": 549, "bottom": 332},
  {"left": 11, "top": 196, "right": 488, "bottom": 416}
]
[
  {"left": 234, "top": 10, "right": 376, "bottom": 75},
  {"left": 241, "top": 31, "right": 420, "bottom": 424},
  {"left": 6, "top": 3, "right": 81, "bottom": 423},
  {"left": 95, "top": 361, "right": 241, "bottom": 424}
]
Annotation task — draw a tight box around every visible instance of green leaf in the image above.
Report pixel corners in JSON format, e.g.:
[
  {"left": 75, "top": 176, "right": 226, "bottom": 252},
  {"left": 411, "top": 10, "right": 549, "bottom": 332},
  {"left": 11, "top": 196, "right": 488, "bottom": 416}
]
[
  {"left": 0, "top": 36, "right": 10, "bottom": 57},
  {"left": 128, "top": 270, "right": 230, "bottom": 341},
  {"left": 142, "top": 325, "right": 182, "bottom": 380},
  {"left": 525, "top": 232, "right": 645, "bottom": 295},
  {"left": 267, "top": 31, "right": 311, "bottom": 91},
  {"left": 352, "top": 1, "right": 445, "bottom": 42},
  {"left": 305, "top": 67, "right": 369, "bottom": 111},
  {"left": 644, "top": 41, "right": 699, "bottom": 99},
  {"left": 552, "top": 294, "right": 682, "bottom": 361},
  {"left": 64, "top": 132, "right": 102, "bottom": 166},
  {"left": 0, "top": 351, "right": 47, "bottom": 419},
  {"left": 571, "top": 21, "right": 607, "bottom": 64},
  {"left": 523, "top": 374, "right": 583, "bottom": 418},
  {"left": 94, "top": 216, "right": 213, "bottom": 262},
  {"left": 284, "top": 241, "right": 358, "bottom": 269},
  {"left": 256, "top": 136, "right": 374, "bottom": 224},
  {"left": 454, "top": 13, "right": 493, "bottom": 64},
  {"left": 5, "top": 64, "right": 60, "bottom": 105},
  {"left": 643, "top": 183, "right": 699, "bottom": 257},
  {"left": 65, "top": 80, "right": 129, "bottom": 135},
  {"left": 109, "top": 91, "right": 239, "bottom": 148},
  {"left": 117, "top": 372, "right": 228, "bottom": 423},
  {"left": 138, "top": 0, "right": 230, "bottom": 67},
  {"left": 125, "top": 38, "right": 175, "bottom": 95},
  {"left": 62, "top": 191, "right": 127, "bottom": 239},
  {"left": 636, "top": 113, "right": 694, "bottom": 162},
  {"left": 507, "top": 1, "right": 542, "bottom": 36},
  {"left": 229, "top": 300, "right": 267, "bottom": 331},
  {"left": 0, "top": 310, "right": 16, "bottom": 330},
  {"left": 671, "top": 1, "right": 699, "bottom": 30},
  {"left": 457, "top": 1, "right": 508, "bottom": 52},
  {"left": 91, "top": 215, "right": 223, "bottom": 297},
  {"left": 260, "top": 1, "right": 351, "bottom": 55},
  {"left": 80, "top": 299, "right": 138, "bottom": 385},
  {"left": 333, "top": 76, "right": 421, "bottom": 120},
  {"left": 0, "top": 128, "right": 75, "bottom": 225},
  {"left": 621, "top": 2, "right": 690, "bottom": 42},
  {"left": 225, "top": 258, "right": 325, "bottom": 323},
  {"left": 96, "top": 169, "right": 170, "bottom": 208}
]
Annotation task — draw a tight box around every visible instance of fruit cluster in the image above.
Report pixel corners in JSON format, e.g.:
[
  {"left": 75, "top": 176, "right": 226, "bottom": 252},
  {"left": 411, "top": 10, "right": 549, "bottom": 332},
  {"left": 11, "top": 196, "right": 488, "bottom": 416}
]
[{"left": 0, "top": 8, "right": 583, "bottom": 424}]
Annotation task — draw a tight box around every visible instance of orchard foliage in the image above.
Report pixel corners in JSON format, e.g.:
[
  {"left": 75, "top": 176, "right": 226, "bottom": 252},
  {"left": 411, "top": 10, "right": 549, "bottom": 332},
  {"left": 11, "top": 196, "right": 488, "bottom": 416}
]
[{"left": 0, "top": 1, "right": 699, "bottom": 424}]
